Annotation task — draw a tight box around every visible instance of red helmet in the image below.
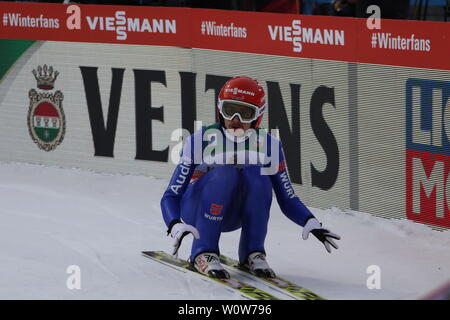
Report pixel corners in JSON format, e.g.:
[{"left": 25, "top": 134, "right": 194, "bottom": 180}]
[{"left": 217, "top": 76, "right": 266, "bottom": 129}]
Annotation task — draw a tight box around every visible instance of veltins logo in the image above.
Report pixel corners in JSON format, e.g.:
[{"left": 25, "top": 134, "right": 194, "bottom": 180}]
[
  {"left": 267, "top": 19, "right": 345, "bottom": 53},
  {"left": 28, "top": 65, "right": 65, "bottom": 152},
  {"left": 405, "top": 78, "right": 450, "bottom": 228}
]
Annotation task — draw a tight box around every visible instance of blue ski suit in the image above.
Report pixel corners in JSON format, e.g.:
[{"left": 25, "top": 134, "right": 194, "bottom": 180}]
[{"left": 161, "top": 123, "right": 314, "bottom": 263}]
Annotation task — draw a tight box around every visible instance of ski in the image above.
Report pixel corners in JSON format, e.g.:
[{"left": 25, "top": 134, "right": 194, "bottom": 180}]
[
  {"left": 142, "top": 251, "right": 281, "bottom": 300},
  {"left": 219, "top": 255, "right": 326, "bottom": 300}
]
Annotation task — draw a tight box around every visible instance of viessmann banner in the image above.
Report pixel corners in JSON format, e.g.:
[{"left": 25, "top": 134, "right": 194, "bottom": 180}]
[
  {"left": 1, "top": 2, "right": 449, "bottom": 70},
  {"left": 0, "top": 2, "right": 449, "bottom": 229}
]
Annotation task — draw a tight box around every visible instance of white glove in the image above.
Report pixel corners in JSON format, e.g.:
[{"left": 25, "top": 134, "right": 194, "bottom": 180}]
[
  {"left": 302, "top": 218, "right": 340, "bottom": 253},
  {"left": 169, "top": 222, "right": 200, "bottom": 258}
]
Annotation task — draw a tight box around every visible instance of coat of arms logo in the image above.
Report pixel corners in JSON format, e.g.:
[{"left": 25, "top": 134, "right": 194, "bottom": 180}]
[{"left": 28, "top": 65, "right": 65, "bottom": 151}]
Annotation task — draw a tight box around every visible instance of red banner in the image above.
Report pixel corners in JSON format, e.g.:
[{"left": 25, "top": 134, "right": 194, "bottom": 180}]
[
  {"left": 356, "top": 18, "right": 449, "bottom": 71},
  {"left": 0, "top": 2, "right": 449, "bottom": 70},
  {"left": 191, "top": 9, "right": 358, "bottom": 63},
  {"left": 0, "top": 2, "right": 191, "bottom": 47}
]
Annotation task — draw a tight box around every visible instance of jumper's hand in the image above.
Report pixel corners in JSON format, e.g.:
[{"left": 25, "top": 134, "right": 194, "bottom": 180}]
[
  {"left": 302, "top": 218, "right": 341, "bottom": 253},
  {"left": 169, "top": 222, "right": 200, "bottom": 258}
]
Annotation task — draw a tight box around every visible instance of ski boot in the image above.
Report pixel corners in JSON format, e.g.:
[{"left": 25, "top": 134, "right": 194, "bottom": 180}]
[
  {"left": 192, "top": 252, "right": 230, "bottom": 279},
  {"left": 241, "top": 252, "right": 276, "bottom": 278}
]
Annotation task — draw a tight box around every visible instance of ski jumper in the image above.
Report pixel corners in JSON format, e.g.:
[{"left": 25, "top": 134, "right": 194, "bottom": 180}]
[{"left": 161, "top": 123, "right": 314, "bottom": 263}]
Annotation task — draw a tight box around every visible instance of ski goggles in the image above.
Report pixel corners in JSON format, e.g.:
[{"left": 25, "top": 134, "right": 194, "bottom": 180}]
[{"left": 218, "top": 99, "right": 266, "bottom": 123}]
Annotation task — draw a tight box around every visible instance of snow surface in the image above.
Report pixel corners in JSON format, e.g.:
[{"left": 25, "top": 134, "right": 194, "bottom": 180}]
[{"left": 0, "top": 162, "right": 448, "bottom": 300}]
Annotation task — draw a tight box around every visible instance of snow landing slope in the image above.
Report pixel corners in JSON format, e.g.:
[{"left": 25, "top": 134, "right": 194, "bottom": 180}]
[{"left": 0, "top": 162, "right": 448, "bottom": 299}]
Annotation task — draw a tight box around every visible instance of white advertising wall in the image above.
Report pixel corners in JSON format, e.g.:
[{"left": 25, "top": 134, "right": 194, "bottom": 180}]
[{"left": 0, "top": 40, "right": 449, "bottom": 229}]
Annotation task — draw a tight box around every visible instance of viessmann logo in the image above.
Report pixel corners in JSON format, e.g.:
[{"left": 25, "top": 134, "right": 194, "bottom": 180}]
[
  {"left": 267, "top": 19, "right": 345, "bottom": 53},
  {"left": 86, "top": 11, "right": 177, "bottom": 40},
  {"left": 225, "top": 88, "right": 255, "bottom": 96}
]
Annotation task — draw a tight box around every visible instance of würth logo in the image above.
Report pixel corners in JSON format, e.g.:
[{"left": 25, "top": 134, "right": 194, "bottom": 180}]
[
  {"left": 28, "top": 65, "right": 65, "bottom": 152},
  {"left": 267, "top": 19, "right": 345, "bottom": 53},
  {"left": 210, "top": 203, "right": 223, "bottom": 216}
]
